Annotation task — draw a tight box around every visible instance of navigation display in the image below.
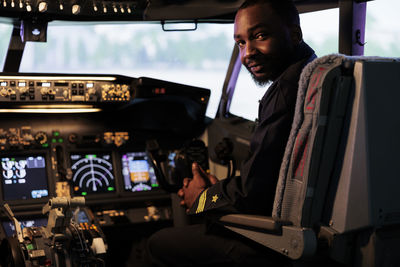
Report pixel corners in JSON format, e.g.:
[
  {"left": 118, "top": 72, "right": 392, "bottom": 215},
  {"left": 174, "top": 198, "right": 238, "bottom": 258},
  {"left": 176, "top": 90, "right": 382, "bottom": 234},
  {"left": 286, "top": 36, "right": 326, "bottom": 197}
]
[
  {"left": 2, "top": 218, "right": 47, "bottom": 237},
  {"left": 121, "top": 152, "right": 159, "bottom": 192},
  {"left": 1, "top": 155, "right": 49, "bottom": 201},
  {"left": 70, "top": 153, "right": 115, "bottom": 196}
]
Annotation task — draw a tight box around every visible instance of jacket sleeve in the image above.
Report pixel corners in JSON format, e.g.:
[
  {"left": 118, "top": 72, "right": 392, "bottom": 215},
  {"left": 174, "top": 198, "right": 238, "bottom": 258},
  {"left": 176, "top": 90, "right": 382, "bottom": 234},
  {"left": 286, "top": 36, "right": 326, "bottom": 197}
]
[{"left": 188, "top": 77, "right": 299, "bottom": 216}]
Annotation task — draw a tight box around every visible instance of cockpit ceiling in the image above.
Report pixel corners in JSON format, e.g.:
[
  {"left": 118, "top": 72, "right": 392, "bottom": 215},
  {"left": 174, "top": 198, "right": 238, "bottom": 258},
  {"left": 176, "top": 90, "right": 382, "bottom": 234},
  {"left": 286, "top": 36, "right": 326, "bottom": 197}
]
[{"left": 0, "top": 0, "right": 370, "bottom": 23}]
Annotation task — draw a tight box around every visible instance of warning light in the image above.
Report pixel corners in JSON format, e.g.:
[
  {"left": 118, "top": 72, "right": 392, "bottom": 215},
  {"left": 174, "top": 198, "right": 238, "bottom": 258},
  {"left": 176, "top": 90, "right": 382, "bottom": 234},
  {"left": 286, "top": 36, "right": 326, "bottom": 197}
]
[{"left": 81, "top": 192, "right": 87, "bottom": 196}]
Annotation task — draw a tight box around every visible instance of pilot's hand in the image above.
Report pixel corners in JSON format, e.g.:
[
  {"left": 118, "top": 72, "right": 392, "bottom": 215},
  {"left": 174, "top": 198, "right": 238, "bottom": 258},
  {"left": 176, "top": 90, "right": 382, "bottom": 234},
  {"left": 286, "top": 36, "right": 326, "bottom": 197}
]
[{"left": 177, "top": 162, "right": 217, "bottom": 211}]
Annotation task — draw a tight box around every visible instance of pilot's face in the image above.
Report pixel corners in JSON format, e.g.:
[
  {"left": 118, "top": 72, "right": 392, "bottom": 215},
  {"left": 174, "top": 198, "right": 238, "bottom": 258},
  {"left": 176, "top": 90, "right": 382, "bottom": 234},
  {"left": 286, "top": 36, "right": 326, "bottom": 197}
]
[{"left": 234, "top": 3, "right": 296, "bottom": 85}]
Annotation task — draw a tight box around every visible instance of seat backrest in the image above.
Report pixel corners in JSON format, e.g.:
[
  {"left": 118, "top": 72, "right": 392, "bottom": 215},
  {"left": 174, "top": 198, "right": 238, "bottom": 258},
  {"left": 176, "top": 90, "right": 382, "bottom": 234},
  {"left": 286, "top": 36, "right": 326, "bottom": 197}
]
[{"left": 272, "top": 54, "right": 400, "bottom": 233}]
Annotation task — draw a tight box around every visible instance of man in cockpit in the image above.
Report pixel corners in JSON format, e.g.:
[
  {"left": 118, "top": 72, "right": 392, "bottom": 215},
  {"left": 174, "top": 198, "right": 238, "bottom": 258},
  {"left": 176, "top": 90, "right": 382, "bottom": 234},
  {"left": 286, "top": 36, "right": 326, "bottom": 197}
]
[{"left": 144, "top": 0, "right": 317, "bottom": 266}]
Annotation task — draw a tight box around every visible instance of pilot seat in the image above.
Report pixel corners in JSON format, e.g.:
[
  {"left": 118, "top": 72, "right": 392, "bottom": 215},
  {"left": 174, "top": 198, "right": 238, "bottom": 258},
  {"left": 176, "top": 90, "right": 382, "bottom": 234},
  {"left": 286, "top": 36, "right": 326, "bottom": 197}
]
[{"left": 220, "top": 54, "right": 400, "bottom": 267}]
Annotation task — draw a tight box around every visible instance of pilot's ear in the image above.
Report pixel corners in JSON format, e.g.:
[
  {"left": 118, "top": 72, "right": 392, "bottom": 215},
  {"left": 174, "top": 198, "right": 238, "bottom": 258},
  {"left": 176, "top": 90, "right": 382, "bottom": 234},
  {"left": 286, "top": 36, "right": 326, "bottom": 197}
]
[{"left": 290, "top": 25, "right": 303, "bottom": 45}]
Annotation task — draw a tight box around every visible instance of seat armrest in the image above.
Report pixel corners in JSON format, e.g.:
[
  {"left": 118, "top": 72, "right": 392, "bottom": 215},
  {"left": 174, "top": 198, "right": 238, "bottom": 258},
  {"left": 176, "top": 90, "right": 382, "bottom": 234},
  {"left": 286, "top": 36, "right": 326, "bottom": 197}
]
[
  {"left": 219, "top": 214, "right": 316, "bottom": 259},
  {"left": 219, "top": 214, "right": 292, "bottom": 233}
]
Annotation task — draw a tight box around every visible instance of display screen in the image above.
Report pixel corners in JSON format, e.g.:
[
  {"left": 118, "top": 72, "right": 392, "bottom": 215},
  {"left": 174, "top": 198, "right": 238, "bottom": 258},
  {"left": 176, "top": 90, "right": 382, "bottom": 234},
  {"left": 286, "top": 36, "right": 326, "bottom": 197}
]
[
  {"left": 1, "top": 155, "right": 49, "bottom": 201},
  {"left": 2, "top": 218, "right": 47, "bottom": 237},
  {"left": 121, "top": 152, "right": 159, "bottom": 192},
  {"left": 70, "top": 153, "right": 115, "bottom": 196},
  {"left": 38, "top": 82, "right": 51, "bottom": 87}
]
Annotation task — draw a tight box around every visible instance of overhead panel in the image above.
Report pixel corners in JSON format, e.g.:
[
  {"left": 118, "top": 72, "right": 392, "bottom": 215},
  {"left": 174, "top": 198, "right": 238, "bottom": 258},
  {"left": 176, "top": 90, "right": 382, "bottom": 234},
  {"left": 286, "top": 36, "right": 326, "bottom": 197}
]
[{"left": 0, "top": 0, "right": 350, "bottom": 22}]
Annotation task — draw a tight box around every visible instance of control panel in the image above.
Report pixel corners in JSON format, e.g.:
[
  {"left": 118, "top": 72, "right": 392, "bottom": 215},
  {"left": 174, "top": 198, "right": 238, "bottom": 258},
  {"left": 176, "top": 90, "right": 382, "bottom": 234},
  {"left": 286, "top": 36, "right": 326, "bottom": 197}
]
[
  {"left": 0, "top": 73, "right": 210, "bottom": 215},
  {"left": 0, "top": 73, "right": 211, "bottom": 266},
  {"left": 0, "top": 74, "right": 131, "bottom": 103},
  {"left": 0, "top": 0, "right": 147, "bottom": 21}
]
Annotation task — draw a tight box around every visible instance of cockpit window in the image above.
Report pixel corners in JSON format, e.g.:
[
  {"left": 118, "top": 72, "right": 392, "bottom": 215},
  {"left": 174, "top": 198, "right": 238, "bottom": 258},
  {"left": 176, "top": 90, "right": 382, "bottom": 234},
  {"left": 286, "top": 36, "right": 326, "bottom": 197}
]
[
  {"left": 230, "top": 8, "right": 339, "bottom": 121},
  {"left": 19, "top": 23, "right": 234, "bottom": 118},
  {"left": 365, "top": 0, "right": 399, "bottom": 57},
  {"left": 0, "top": 24, "right": 13, "bottom": 68}
]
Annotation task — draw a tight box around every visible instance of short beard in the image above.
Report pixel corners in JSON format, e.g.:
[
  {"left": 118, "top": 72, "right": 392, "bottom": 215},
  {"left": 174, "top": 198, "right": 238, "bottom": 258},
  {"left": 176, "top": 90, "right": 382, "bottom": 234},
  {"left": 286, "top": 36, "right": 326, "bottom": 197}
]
[{"left": 249, "top": 71, "right": 272, "bottom": 87}]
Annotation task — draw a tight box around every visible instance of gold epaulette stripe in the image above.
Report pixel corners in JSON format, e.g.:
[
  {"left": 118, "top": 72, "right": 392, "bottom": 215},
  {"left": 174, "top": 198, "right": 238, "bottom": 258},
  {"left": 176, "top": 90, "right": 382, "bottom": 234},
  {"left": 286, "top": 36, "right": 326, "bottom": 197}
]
[{"left": 196, "top": 189, "right": 208, "bottom": 214}]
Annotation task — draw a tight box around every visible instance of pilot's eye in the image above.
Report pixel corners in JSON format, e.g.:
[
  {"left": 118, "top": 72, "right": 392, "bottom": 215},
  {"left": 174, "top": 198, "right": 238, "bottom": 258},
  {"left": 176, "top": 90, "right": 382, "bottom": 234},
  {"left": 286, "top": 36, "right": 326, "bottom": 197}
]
[
  {"left": 236, "top": 40, "right": 245, "bottom": 48},
  {"left": 255, "top": 33, "right": 267, "bottom": 40}
]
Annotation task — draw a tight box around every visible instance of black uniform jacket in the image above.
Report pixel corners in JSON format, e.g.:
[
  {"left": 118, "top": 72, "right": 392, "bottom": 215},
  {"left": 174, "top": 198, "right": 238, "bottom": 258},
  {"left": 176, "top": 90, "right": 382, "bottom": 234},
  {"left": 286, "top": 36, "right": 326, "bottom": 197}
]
[{"left": 189, "top": 42, "right": 316, "bottom": 216}]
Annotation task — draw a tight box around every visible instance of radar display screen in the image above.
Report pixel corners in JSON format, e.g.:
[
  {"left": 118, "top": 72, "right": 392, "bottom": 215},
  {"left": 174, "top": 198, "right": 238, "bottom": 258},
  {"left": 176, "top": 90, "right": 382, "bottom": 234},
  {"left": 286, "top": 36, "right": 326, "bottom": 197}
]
[
  {"left": 70, "top": 153, "right": 115, "bottom": 196},
  {"left": 1, "top": 155, "right": 49, "bottom": 201},
  {"left": 121, "top": 152, "right": 159, "bottom": 192}
]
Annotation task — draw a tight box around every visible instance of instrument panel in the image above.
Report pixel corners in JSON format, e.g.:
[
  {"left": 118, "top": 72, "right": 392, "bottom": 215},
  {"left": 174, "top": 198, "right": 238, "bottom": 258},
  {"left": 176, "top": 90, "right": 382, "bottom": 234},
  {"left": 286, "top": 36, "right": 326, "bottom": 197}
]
[
  {"left": 0, "top": 74, "right": 132, "bottom": 103},
  {"left": 0, "top": 73, "right": 210, "bottom": 221}
]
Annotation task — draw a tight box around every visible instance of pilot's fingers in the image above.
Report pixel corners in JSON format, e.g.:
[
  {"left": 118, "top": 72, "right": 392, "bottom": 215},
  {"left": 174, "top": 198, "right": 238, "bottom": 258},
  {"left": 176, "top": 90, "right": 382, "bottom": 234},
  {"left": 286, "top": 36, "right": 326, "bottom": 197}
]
[
  {"left": 177, "top": 188, "right": 184, "bottom": 198},
  {"left": 183, "top": 178, "right": 191, "bottom": 188},
  {"left": 208, "top": 174, "right": 218, "bottom": 185},
  {"left": 192, "top": 162, "right": 208, "bottom": 181},
  {"left": 193, "top": 162, "right": 218, "bottom": 185}
]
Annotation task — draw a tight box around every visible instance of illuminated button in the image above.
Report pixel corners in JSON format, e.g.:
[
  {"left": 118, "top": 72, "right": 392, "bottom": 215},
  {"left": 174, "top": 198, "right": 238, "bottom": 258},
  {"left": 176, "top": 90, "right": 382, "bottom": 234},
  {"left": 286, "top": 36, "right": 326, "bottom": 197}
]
[
  {"left": 29, "top": 94, "right": 35, "bottom": 100},
  {"left": 42, "top": 95, "right": 47, "bottom": 100},
  {"left": 72, "top": 83, "right": 77, "bottom": 88},
  {"left": 53, "top": 131, "right": 60, "bottom": 137},
  {"left": 49, "top": 94, "right": 54, "bottom": 100},
  {"left": 10, "top": 81, "right": 16, "bottom": 86},
  {"left": 29, "top": 81, "right": 34, "bottom": 87},
  {"left": 79, "top": 83, "right": 84, "bottom": 88},
  {"left": 79, "top": 89, "right": 84, "bottom": 95},
  {"left": 20, "top": 95, "right": 26, "bottom": 100},
  {"left": 72, "top": 89, "right": 77, "bottom": 95},
  {"left": 72, "top": 4, "right": 81, "bottom": 15},
  {"left": 68, "top": 133, "right": 78, "bottom": 143},
  {"left": 38, "top": 1, "right": 48, "bottom": 12},
  {"left": 10, "top": 94, "right": 16, "bottom": 100},
  {"left": 29, "top": 88, "right": 34, "bottom": 93}
]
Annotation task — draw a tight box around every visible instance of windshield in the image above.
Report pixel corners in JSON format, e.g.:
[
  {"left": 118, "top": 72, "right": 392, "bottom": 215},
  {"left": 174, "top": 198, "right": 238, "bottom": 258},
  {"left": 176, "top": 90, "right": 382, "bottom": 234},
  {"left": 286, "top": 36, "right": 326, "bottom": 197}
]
[{"left": 18, "top": 23, "right": 234, "bottom": 118}]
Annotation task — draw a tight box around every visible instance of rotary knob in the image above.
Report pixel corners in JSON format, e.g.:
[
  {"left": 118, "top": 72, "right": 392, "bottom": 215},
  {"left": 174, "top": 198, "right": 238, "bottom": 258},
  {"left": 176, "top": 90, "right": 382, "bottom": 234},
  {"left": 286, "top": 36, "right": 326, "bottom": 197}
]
[
  {"left": 19, "top": 87, "right": 29, "bottom": 94},
  {"left": 0, "top": 88, "right": 8, "bottom": 96},
  {"left": 40, "top": 87, "right": 49, "bottom": 95},
  {"left": 35, "top": 131, "right": 48, "bottom": 145}
]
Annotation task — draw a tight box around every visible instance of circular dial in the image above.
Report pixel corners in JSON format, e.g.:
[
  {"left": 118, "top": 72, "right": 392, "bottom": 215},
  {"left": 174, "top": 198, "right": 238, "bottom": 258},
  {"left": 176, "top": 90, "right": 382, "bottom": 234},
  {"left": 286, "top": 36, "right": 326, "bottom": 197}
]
[
  {"left": 70, "top": 153, "right": 115, "bottom": 196},
  {"left": 34, "top": 132, "right": 48, "bottom": 145}
]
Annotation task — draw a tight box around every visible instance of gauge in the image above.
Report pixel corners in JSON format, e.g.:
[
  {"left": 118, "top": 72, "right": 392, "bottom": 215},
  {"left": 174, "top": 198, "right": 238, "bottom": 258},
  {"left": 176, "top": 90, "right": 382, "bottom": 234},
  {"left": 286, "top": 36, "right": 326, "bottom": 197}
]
[
  {"left": 34, "top": 131, "right": 48, "bottom": 145},
  {"left": 70, "top": 153, "right": 115, "bottom": 196}
]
